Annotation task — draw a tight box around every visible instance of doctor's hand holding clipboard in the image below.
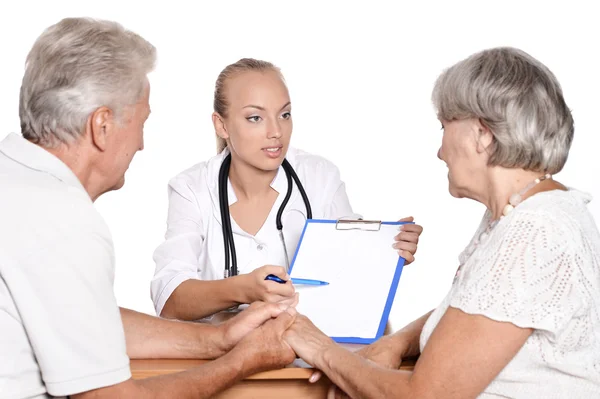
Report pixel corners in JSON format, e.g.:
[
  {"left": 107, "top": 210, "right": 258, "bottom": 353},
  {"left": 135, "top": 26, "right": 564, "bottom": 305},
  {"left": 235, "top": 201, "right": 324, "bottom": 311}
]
[{"left": 149, "top": 58, "right": 423, "bottom": 323}]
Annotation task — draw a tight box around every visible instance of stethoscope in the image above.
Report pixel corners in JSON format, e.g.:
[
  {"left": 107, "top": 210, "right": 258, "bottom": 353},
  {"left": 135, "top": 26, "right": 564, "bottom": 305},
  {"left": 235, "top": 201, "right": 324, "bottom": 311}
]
[{"left": 219, "top": 153, "right": 312, "bottom": 278}]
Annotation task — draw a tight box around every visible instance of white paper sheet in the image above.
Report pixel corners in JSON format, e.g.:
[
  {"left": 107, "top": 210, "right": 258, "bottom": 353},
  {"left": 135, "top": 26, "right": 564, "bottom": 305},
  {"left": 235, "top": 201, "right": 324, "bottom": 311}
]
[{"left": 290, "top": 221, "right": 404, "bottom": 341}]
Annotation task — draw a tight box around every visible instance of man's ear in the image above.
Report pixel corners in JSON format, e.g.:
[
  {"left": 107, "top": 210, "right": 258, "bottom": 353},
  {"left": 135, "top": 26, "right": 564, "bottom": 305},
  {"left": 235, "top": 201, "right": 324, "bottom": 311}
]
[
  {"left": 474, "top": 118, "right": 494, "bottom": 154},
  {"left": 212, "top": 112, "right": 229, "bottom": 141},
  {"left": 89, "top": 106, "right": 114, "bottom": 151}
]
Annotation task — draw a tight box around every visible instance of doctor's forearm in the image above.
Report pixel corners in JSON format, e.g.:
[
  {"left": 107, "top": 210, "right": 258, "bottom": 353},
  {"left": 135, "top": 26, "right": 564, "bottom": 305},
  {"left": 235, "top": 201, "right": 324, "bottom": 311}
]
[
  {"left": 120, "top": 307, "right": 226, "bottom": 359},
  {"left": 161, "top": 277, "right": 249, "bottom": 320}
]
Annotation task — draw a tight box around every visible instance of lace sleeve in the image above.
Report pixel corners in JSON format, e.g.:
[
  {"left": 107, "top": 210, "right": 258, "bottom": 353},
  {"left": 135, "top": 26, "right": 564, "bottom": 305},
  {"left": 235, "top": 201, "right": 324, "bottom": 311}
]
[{"left": 450, "top": 209, "right": 586, "bottom": 336}]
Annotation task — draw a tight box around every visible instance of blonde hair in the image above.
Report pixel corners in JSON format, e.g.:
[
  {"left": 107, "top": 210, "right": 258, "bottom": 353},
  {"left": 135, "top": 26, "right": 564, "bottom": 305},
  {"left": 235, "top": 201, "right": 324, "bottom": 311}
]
[{"left": 213, "top": 58, "right": 281, "bottom": 153}]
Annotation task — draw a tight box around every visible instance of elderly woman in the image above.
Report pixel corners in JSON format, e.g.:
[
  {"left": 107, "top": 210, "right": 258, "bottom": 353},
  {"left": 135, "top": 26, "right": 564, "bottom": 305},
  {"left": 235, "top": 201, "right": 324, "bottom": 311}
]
[{"left": 283, "top": 47, "right": 600, "bottom": 398}]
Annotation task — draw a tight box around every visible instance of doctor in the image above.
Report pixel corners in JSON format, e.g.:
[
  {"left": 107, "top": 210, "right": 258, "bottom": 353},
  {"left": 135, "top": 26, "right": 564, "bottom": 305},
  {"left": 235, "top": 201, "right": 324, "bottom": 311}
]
[{"left": 151, "top": 58, "right": 423, "bottom": 321}]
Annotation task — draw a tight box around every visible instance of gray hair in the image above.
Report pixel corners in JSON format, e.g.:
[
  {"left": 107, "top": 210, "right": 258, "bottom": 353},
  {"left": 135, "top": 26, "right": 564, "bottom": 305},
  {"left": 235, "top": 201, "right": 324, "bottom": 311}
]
[
  {"left": 432, "top": 47, "right": 574, "bottom": 174},
  {"left": 19, "top": 17, "right": 156, "bottom": 147}
]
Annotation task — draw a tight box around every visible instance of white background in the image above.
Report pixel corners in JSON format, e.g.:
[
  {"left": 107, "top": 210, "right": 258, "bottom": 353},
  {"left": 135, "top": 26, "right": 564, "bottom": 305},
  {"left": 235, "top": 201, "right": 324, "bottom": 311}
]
[{"left": 1, "top": 0, "right": 599, "bottom": 331}]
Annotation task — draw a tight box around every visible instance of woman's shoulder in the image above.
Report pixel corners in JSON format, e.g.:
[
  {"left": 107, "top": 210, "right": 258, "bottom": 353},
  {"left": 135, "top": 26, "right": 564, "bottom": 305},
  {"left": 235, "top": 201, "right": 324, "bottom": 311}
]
[
  {"left": 167, "top": 151, "right": 227, "bottom": 190},
  {"left": 515, "top": 188, "right": 596, "bottom": 234}
]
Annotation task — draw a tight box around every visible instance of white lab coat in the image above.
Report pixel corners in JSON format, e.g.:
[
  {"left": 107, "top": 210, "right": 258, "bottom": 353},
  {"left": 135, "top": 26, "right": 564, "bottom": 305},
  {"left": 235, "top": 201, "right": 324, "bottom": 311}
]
[{"left": 150, "top": 147, "right": 359, "bottom": 315}]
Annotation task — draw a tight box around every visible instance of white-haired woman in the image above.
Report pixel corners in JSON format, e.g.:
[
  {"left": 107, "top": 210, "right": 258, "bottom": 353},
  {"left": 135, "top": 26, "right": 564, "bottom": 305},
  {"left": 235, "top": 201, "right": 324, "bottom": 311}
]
[{"left": 283, "top": 47, "right": 600, "bottom": 398}]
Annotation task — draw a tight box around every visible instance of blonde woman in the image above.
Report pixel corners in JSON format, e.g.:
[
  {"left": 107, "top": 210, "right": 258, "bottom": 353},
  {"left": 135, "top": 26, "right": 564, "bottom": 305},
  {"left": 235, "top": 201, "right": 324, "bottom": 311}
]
[{"left": 151, "top": 58, "right": 423, "bottom": 321}]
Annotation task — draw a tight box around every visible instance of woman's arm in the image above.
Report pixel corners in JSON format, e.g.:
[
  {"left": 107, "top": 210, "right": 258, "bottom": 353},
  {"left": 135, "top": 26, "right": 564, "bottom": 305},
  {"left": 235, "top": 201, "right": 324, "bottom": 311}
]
[
  {"left": 287, "top": 308, "right": 532, "bottom": 399},
  {"left": 358, "top": 309, "right": 433, "bottom": 367},
  {"left": 154, "top": 176, "right": 297, "bottom": 320},
  {"left": 160, "top": 276, "right": 248, "bottom": 320}
]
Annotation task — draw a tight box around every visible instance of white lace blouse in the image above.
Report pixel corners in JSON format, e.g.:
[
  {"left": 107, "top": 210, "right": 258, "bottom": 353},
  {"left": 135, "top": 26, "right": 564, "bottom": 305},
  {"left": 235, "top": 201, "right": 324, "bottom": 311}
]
[{"left": 420, "top": 189, "right": 600, "bottom": 398}]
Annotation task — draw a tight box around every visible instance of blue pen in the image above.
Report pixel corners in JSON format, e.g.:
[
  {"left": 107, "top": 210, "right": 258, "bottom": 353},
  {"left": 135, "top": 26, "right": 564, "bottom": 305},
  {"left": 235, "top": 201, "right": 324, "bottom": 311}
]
[{"left": 265, "top": 274, "right": 329, "bottom": 286}]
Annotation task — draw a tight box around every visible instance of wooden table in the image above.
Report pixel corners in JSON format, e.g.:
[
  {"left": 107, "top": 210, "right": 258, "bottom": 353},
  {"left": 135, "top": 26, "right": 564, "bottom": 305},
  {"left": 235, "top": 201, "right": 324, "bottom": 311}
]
[{"left": 130, "top": 355, "right": 416, "bottom": 398}]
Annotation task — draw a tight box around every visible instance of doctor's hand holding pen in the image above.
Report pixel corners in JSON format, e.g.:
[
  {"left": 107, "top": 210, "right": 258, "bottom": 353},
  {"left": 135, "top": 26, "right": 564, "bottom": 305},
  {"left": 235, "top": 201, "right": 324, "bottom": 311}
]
[
  {"left": 237, "top": 265, "right": 296, "bottom": 304},
  {"left": 234, "top": 217, "right": 422, "bottom": 305}
]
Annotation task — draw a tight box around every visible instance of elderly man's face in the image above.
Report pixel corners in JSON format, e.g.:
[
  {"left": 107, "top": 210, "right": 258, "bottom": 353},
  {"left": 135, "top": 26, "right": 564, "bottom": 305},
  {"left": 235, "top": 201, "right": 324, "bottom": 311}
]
[{"left": 107, "top": 82, "right": 151, "bottom": 191}]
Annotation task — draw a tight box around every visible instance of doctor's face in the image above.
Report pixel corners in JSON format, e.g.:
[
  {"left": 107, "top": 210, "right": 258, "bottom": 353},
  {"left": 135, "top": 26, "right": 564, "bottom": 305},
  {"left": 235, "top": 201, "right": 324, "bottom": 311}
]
[{"left": 217, "top": 70, "right": 292, "bottom": 172}]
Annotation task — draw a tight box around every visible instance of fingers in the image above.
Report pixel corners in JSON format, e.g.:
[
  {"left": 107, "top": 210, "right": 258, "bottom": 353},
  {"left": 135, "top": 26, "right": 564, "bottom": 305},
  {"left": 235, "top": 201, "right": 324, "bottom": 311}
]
[
  {"left": 253, "top": 301, "right": 292, "bottom": 320},
  {"left": 398, "top": 250, "right": 415, "bottom": 264},
  {"left": 275, "top": 292, "right": 299, "bottom": 308},
  {"left": 286, "top": 292, "right": 299, "bottom": 307},
  {"left": 392, "top": 240, "right": 417, "bottom": 253},
  {"left": 260, "top": 265, "right": 289, "bottom": 279},
  {"left": 232, "top": 301, "right": 290, "bottom": 332},
  {"left": 327, "top": 384, "right": 349, "bottom": 399},
  {"left": 399, "top": 223, "right": 423, "bottom": 234},
  {"left": 269, "top": 307, "right": 298, "bottom": 333},
  {"left": 309, "top": 370, "right": 323, "bottom": 383},
  {"left": 264, "top": 280, "right": 296, "bottom": 298},
  {"left": 394, "top": 231, "right": 420, "bottom": 244},
  {"left": 327, "top": 385, "right": 336, "bottom": 399},
  {"left": 394, "top": 221, "right": 422, "bottom": 265},
  {"left": 245, "top": 301, "right": 266, "bottom": 311},
  {"left": 398, "top": 216, "right": 414, "bottom": 222},
  {"left": 291, "top": 293, "right": 299, "bottom": 307}
]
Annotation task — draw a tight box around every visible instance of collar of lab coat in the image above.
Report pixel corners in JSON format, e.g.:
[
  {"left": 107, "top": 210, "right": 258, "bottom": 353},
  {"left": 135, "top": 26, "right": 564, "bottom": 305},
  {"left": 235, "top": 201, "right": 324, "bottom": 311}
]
[{"left": 206, "top": 147, "right": 303, "bottom": 228}]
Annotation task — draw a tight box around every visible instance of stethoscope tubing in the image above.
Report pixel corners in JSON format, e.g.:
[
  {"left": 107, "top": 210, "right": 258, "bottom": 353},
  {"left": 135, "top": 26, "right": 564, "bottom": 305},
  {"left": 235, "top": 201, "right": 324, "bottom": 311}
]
[{"left": 219, "top": 153, "right": 312, "bottom": 277}]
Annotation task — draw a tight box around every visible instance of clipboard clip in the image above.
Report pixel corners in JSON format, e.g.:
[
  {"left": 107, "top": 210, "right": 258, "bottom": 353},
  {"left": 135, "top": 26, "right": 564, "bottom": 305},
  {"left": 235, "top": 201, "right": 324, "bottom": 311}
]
[{"left": 335, "top": 218, "right": 382, "bottom": 231}]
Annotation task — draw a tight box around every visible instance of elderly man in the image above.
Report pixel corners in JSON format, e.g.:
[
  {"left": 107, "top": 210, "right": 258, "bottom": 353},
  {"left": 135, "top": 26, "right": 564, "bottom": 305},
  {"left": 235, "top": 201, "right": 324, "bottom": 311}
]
[{"left": 0, "top": 17, "right": 297, "bottom": 399}]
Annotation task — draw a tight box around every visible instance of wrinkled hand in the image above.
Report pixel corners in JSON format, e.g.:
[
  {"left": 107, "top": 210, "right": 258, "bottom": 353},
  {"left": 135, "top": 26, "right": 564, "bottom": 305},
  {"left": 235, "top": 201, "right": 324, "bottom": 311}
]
[
  {"left": 309, "top": 334, "right": 404, "bottom": 387},
  {"left": 323, "top": 337, "right": 405, "bottom": 399},
  {"left": 393, "top": 216, "right": 423, "bottom": 264},
  {"left": 355, "top": 335, "right": 404, "bottom": 368},
  {"left": 230, "top": 307, "right": 298, "bottom": 375},
  {"left": 242, "top": 265, "right": 296, "bottom": 304},
  {"left": 284, "top": 314, "right": 334, "bottom": 367},
  {"left": 221, "top": 295, "right": 299, "bottom": 351}
]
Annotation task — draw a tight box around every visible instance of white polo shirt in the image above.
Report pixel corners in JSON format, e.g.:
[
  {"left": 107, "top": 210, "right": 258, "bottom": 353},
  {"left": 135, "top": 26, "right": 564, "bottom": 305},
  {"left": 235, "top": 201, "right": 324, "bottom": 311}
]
[
  {"left": 151, "top": 147, "right": 359, "bottom": 316},
  {"left": 0, "top": 133, "right": 130, "bottom": 398}
]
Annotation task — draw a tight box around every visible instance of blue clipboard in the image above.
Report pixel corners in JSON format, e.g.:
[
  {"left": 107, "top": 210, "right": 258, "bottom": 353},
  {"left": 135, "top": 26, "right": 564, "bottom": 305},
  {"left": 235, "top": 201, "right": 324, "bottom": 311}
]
[{"left": 287, "top": 219, "right": 412, "bottom": 344}]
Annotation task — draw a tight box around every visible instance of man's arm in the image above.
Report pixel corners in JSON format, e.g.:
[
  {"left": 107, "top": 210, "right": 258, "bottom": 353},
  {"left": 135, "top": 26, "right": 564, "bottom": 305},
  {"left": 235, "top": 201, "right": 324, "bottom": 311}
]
[
  {"left": 119, "top": 307, "right": 224, "bottom": 359},
  {"left": 72, "top": 350, "right": 246, "bottom": 398},
  {"left": 73, "top": 308, "right": 298, "bottom": 399},
  {"left": 121, "top": 300, "right": 296, "bottom": 360}
]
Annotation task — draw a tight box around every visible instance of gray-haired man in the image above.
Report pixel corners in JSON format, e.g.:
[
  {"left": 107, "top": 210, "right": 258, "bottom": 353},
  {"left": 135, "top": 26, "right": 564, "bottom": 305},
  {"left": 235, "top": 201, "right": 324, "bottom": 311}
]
[{"left": 0, "top": 17, "right": 297, "bottom": 399}]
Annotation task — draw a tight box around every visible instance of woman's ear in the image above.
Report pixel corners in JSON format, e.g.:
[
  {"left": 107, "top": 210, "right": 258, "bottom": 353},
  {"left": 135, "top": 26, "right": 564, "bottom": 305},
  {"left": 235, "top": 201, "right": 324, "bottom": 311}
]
[
  {"left": 212, "top": 112, "right": 229, "bottom": 140},
  {"left": 475, "top": 118, "right": 494, "bottom": 154}
]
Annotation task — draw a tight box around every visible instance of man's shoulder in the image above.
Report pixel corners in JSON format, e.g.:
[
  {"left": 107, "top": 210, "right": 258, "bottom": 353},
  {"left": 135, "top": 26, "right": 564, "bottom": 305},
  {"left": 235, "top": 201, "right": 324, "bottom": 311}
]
[{"left": 0, "top": 166, "right": 102, "bottom": 239}]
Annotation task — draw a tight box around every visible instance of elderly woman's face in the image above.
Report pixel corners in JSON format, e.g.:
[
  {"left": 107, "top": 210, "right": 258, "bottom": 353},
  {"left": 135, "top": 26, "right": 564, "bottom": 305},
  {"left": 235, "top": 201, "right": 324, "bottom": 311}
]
[
  {"left": 221, "top": 70, "right": 292, "bottom": 172},
  {"left": 438, "top": 118, "right": 485, "bottom": 198}
]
